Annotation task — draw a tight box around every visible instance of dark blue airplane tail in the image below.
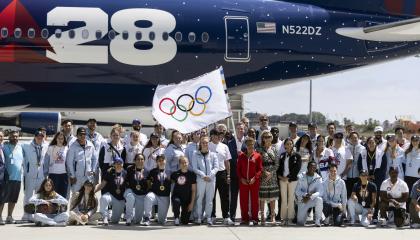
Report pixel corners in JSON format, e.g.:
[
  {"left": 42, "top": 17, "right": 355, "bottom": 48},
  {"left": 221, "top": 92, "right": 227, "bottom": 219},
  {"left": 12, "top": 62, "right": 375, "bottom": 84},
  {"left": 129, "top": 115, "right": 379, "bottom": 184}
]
[{"left": 289, "top": 0, "right": 420, "bottom": 17}]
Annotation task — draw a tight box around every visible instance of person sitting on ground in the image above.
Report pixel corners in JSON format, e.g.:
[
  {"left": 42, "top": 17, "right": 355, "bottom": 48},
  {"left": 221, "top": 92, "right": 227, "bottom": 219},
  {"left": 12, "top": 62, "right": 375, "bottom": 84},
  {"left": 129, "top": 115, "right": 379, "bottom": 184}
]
[
  {"left": 28, "top": 178, "right": 69, "bottom": 226},
  {"left": 379, "top": 167, "right": 409, "bottom": 228},
  {"left": 69, "top": 180, "right": 101, "bottom": 225}
]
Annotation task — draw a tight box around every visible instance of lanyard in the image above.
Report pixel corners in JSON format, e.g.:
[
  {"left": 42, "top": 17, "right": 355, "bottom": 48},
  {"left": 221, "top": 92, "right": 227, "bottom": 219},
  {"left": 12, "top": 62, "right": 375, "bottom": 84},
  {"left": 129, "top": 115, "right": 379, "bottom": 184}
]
[
  {"left": 33, "top": 143, "right": 42, "bottom": 166},
  {"left": 159, "top": 171, "right": 166, "bottom": 186},
  {"left": 135, "top": 169, "right": 144, "bottom": 183}
]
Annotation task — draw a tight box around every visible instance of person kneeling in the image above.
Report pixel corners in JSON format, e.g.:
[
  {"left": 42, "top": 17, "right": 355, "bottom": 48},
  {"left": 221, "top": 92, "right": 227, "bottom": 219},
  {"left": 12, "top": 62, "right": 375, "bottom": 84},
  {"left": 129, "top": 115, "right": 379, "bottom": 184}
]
[
  {"left": 171, "top": 156, "right": 196, "bottom": 226},
  {"left": 143, "top": 154, "right": 171, "bottom": 225},
  {"left": 95, "top": 157, "right": 128, "bottom": 225},
  {"left": 348, "top": 169, "right": 377, "bottom": 226},
  {"left": 295, "top": 161, "right": 323, "bottom": 227},
  {"left": 379, "top": 167, "right": 409, "bottom": 228},
  {"left": 322, "top": 164, "right": 347, "bottom": 226},
  {"left": 69, "top": 180, "right": 101, "bottom": 225},
  {"left": 28, "top": 178, "right": 69, "bottom": 226}
]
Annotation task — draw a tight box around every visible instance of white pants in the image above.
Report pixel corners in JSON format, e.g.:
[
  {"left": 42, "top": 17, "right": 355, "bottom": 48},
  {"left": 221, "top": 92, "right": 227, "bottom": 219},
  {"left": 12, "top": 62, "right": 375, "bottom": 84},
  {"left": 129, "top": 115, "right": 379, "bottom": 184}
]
[
  {"left": 348, "top": 199, "right": 370, "bottom": 226},
  {"left": 124, "top": 189, "right": 145, "bottom": 223},
  {"left": 280, "top": 180, "right": 297, "bottom": 220},
  {"left": 69, "top": 211, "right": 101, "bottom": 225},
  {"left": 24, "top": 177, "right": 44, "bottom": 204},
  {"left": 99, "top": 193, "right": 125, "bottom": 223},
  {"left": 196, "top": 178, "right": 215, "bottom": 220},
  {"left": 297, "top": 197, "right": 323, "bottom": 225},
  {"left": 144, "top": 192, "right": 170, "bottom": 224},
  {"left": 34, "top": 212, "right": 69, "bottom": 226}
]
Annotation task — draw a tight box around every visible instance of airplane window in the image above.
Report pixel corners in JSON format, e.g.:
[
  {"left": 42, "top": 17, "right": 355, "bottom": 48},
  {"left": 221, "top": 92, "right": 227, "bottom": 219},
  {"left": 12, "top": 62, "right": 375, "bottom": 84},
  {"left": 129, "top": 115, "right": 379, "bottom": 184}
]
[
  {"left": 136, "top": 31, "right": 142, "bottom": 40},
  {"left": 14, "top": 28, "right": 22, "bottom": 38},
  {"left": 162, "top": 32, "right": 169, "bottom": 41},
  {"left": 68, "top": 30, "right": 75, "bottom": 39},
  {"left": 95, "top": 30, "right": 102, "bottom": 40},
  {"left": 201, "top": 32, "right": 209, "bottom": 43},
  {"left": 27, "top": 28, "right": 35, "bottom": 39},
  {"left": 1, "top": 27, "right": 8, "bottom": 38},
  {"left": 149, "top": 31, "right": 155, "bottom": 41},
  {"left": 188, "top": 32, "right": 196, "bottom": 43},
  {"left": 55, "top": 29, "right": 62, "bottom": 39},
  {"left": 41, "top": 28, "right": 49, "bottom": 39},
  {"left": 108, "top": 30, "right": 116, "bottom": 40},
  {"left": 82, "top": 29, "right": 89, "bottom": 39},
  {"left": 175, "top": 32, "right": 182, "bottom": 42},
  {"left": 122, "top": 30, "right": 129, "bottom": 40}
]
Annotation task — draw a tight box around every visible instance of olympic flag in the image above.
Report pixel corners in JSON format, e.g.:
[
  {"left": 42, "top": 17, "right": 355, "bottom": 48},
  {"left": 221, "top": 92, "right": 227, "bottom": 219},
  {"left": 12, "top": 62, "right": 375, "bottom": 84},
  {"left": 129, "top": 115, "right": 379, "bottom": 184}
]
[{"left": 152, "top": 67, "right": 231, "bottom": 134}]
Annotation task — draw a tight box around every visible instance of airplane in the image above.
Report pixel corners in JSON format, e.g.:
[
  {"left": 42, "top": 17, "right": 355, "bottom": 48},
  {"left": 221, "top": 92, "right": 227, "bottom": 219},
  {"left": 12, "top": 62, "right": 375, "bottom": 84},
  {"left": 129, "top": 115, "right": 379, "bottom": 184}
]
[{"left": 1, "top": 0, "right": 420, "bottom": 134}]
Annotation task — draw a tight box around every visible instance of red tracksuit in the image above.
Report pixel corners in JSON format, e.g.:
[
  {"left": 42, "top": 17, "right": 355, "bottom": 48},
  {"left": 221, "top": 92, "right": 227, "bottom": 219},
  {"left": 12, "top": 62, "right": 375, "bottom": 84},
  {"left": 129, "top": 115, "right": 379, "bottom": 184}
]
[{"left": 237, "top": 150, "right": 262, "bottom": 222}]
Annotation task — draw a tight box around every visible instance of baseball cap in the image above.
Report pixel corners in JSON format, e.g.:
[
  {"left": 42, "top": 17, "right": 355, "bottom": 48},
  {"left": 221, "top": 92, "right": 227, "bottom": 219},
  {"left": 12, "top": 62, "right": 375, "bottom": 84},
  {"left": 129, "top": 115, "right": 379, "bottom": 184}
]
[
  {"left": 359, "top": 169, "right": 368, "bottom": 176},
  {"left": 132, "top": 119, "right": 141, "bottom": 125},
  {"left": 374, "top": 126, "right": 383, "bottom": 133},
  {"left": 289, "top": 122, "right": 297, "bottom": 127},
  {"left": 34, "top": 130, "right": 44, "bottom": 137},
  {"left": 308, "top": 123, "right": 317, "bottom": 128},
  {"left": 87, "top": 118, "right": 97, "bottom": 123},
  {"left": 76, "top": 127, "right": 86, "bottom": 135},
  {"left": 334, "top": 132, "right": 344, "bottom": 139},
  {"left": 150, "top": 132, "right": 159, "bottom": 138},
  {"left": 113, "top": 156, "right": 124, "bottom": 165}
]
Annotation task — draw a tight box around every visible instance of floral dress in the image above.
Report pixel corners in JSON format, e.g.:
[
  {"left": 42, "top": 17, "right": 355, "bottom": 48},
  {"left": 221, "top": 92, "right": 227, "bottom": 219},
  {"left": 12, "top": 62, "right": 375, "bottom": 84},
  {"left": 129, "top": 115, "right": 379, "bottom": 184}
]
[{"left": 258, "top": 146, "right": 280, "bottom": 201}]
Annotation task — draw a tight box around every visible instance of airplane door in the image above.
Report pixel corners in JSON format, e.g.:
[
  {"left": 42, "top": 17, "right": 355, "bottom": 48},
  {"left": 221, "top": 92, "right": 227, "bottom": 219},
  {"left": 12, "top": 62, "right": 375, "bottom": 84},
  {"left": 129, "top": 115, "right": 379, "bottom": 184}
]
[{"left": 224, "top": 16, "right": 250, "bottom": 62}]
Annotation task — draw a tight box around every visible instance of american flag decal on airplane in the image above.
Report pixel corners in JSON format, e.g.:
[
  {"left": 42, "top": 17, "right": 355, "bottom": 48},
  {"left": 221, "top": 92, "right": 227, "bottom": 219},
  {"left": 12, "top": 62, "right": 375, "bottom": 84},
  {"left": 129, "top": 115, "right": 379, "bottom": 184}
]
[{"left": 256, "top": 22, "right": 276, "bottom": 34}]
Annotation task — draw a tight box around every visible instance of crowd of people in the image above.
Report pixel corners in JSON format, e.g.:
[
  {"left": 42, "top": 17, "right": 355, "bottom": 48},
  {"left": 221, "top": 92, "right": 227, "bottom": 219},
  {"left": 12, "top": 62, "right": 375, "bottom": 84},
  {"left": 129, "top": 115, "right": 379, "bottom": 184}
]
[{"left": 0, "top": 115, "right": 420, "bottom": 229}]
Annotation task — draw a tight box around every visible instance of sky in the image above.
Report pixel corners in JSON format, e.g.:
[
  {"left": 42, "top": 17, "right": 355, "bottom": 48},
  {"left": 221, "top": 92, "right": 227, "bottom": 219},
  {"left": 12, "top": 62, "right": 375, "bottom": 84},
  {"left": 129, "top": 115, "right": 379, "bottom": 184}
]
[{"left": 244, "top": 56, "right": 420, "bottom": 124}]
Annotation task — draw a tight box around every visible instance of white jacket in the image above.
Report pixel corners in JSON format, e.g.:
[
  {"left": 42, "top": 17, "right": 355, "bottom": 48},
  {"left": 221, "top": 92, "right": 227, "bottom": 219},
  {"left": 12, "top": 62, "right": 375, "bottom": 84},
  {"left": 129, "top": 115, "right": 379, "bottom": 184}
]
[
  {"left": 22, "top": 141, "right": 49, "bottom": 179},
  {"left": 66, "top": 140, "right": 97, "bottom": 178},
  {"left": 191, "top": 150, "right": 219, "bottom": 181}
]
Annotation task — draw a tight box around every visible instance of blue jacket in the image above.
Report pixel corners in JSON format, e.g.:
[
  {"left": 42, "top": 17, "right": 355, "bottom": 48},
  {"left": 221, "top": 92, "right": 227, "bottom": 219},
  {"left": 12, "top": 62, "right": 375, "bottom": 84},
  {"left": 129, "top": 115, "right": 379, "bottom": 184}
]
[
  {"left": 2, "top": 142, "right": 24, "bottom": 181},
  {"left": 322, "top": 176, "right": 347, "bottom": 208}
]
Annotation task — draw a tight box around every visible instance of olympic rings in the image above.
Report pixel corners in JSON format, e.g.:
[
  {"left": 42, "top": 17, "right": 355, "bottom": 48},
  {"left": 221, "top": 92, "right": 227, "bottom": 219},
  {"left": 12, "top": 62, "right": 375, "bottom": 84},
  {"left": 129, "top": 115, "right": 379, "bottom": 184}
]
[
  {"left": 159, "top": 98, "right": 176, "bottom": 115},
  {"left": 188, "top": 97, "right": 206, "bottom": 116},
  {"left": 170, "top": 105, "right": 188, "bottom": 122},
  {"left": 195, "top": 86, "right": 212, "bottom": 104},
  {"left": 159, "top": 85, "right": 213, "bottom": 120},
  {"left": 177, "top": 94, "right": 195, "bottom": 112}
]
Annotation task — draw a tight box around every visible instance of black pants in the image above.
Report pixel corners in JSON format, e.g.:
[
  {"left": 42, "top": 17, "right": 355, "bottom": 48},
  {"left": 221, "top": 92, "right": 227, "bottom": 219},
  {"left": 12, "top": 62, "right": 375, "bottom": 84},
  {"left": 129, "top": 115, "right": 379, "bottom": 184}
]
[
  {"left": 49, "top": 173, "right": 68, "bottom": 199},
  {"left": 212, "top": 170, "right": 230, "bottom": 218},
  {"left": 323, "top": 203, "right": 345, "bottom": 226},
  {"left": 172, "top": 196, "right": 191, "bottom": 224},
  {"left": 345, "top": 178, "right": 359, "bottom": 199},
  {"left": 229, "top": 172, "right": 239, "bottom": 220}
]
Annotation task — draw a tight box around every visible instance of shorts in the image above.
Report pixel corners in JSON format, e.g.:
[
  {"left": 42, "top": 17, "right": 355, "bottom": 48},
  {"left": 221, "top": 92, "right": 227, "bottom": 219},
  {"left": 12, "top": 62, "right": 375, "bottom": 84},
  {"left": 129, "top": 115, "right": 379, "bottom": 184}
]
[{"left": 0, "top": 180, "right": 21, "bottom": 204}]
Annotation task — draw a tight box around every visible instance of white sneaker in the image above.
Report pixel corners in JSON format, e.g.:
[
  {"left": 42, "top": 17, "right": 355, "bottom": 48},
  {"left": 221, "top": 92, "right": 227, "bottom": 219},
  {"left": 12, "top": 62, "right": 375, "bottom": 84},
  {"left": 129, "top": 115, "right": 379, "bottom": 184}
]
[
  {"left": 103, "top": 218, "right": 109, "bottom": 226},
  {"left": 174, "top": 218, "right": 180, "bottom": 226},
  {"left": 142, "top": 219, "right": 151, "bottom": 226},
  {"left": 56, "top": 222, "right": 67, "bottom": 227},
  {"left": 195, "top": 219, "right": 202, "bottom": 225},
  {"left": 379, "top": 218, "right": 387, "bottom": 227},
  {"left": 207, "top": 218, "right": 214, "bottom": 226},
  {"left": 249, "top": 221, "right": 254, "bottom": 226},
  {"left": 5, "top": 216, "right": 15, "bottom": 224},
  {"left": 315, "top": 219, "right": 321, "bottom": 227},
  {"left": 411, "top": 223, "right": 420, "bottom": 228},
  {"left": 224, "top": 218, "right": 234, "bottom": 226}
]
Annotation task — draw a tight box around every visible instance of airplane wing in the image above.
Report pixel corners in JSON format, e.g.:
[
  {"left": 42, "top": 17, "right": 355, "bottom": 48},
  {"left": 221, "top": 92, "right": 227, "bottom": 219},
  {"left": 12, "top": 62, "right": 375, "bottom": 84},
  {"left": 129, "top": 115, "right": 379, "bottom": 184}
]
[{"left": 336, "top": 17, "right": 420, "bottom": 42}]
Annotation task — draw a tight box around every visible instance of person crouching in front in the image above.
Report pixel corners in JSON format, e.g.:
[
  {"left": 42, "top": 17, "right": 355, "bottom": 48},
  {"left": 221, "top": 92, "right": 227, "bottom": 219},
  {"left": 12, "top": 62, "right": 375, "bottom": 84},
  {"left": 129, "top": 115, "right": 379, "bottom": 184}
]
[
  {"left": 322, "top": 163, "right": 347, "bottom": 226},
  {"left": 69, "top": 180, "right": 101, "bottom": 225},
  {"left": 95, "top": 157, "right": 128, "bottom": 225},
  {"left": 171, "top": 156, "right": 197, "bottom": 226},
  {"left": 29, "top": 178, "right": 69, "bottom": 226},
  {"left": 142, "top": 154, "right": 171, "bottom": 226}
]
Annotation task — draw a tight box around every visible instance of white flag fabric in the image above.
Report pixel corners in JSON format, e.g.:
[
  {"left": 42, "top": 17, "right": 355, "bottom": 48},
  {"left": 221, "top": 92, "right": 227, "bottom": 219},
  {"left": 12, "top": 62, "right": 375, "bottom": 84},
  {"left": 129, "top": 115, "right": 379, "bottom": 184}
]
[{"left": 152, "top": 67, "right": 231, "bottom": 134}]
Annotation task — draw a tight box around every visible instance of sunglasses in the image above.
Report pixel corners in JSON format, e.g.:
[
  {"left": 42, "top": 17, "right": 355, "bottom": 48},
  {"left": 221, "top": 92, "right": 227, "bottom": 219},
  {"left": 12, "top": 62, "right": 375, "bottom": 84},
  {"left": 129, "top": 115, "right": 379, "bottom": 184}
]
[{"left": 260, "top": 119, "right": 268, "bottom": 121}]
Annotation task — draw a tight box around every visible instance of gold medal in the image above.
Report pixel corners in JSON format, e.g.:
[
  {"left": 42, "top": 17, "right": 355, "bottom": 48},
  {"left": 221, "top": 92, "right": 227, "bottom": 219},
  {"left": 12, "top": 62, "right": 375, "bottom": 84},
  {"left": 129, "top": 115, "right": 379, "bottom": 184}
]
[
  {"left": 136, "top": 185, "right": 141, "bottom": 191},
  {"left": 160, "top": 185, "right": 165, "bottom": 191},
  {"left": 116, "top": 188, "right": 121, "bottom": 194}
]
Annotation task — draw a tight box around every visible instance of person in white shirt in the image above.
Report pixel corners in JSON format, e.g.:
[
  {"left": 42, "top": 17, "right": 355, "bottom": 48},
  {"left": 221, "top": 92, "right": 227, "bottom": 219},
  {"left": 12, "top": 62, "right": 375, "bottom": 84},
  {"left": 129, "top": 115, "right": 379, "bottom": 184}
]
[
  {"left": 295, "top": 134, "right": 312, "bottom": 175},
  {"left": 235, "top": 122, "right": 246, "bottom": 153},
  {"left": 379, "top": 167, "right": 409, "bottom": 227},
  {"left": 43, "top": 132, "right": 69, "bottom": 199},
  {"left": 61, "top": 119, "right": 76, "bottom": 147},
  {"left": 208, "top": 129, "right": 233, "bottom": 225},
  {"left": 330, "top": 132, "right": 353, "bottom": 180},
  {"left": 403, "top": 135, "right": 420, "bottom": 197},
  {"left": 312, "top": 135, "right": 334, "bottom": 181},
  {"left": 86, "top": 119, "right": 105, "bottom": 184},
  {"left": 288, "top": 122, "right": 300, "bottom": 146},
  {"left": 124, "top": 131, "right": 144, "bottom": 166},
  {"left": 256, "top": 114, "right": 271, "bottom": 145},
  {"left": 395, "top": 127, "right": 410, "bottom": 151},
  {"left": 123, "top": 119, "right": 148, "bottom": 147},
  {"left": 374, "top": 126, "right": 387, "bottom": 151},
  {"left": 308, "top": 123, "right": 319, "bottom": 149},
  {"left": 384, "top": 134, "right": 405, "bottom": 180},
  {"left": 143, "top": 133, "right": 165, "bottom": 172},
  {"left": 153, "top": 123, "right": 169, "bottom": 147},
  {"left": 325, "top": 122, "right": 336, "bottom": 148},
  {"left": 271, "top": 127, "right": 284, "bottom": 155},
  {"left": 346, "top": 131, "right": 366, "bottom": 198}
]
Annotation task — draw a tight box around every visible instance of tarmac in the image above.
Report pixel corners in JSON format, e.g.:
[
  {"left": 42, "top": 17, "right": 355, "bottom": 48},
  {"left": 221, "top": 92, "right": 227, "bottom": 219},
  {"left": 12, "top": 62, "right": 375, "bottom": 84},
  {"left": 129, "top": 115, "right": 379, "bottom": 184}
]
[{"left": 0, "top": 185, "right": 419, "bottom": 240}]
